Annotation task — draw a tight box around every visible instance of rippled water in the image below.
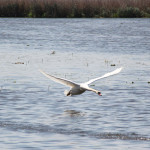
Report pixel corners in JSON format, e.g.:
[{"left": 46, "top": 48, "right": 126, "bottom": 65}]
[{"left": 0, "top": 18, "right": 150, "bottom": 149}]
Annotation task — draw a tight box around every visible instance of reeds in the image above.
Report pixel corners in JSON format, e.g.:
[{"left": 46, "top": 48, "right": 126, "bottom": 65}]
[{"left": 0, "top": 0, "right": 150, "bottom": 18}]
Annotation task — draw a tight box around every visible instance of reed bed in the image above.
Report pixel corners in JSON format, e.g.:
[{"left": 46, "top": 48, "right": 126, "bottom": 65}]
[{"left": 0, "top": 0, "right": 150, "bottom": 18}]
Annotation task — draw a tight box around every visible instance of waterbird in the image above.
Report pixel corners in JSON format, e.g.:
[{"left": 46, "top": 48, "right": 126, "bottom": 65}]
[{"left": 39, "top": 67, "right": 123, "bottom": 96}]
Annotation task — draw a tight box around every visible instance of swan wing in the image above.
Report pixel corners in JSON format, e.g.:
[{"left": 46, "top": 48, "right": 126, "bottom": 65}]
[
  {"left": 85, "top": 67, "right": 123, "bottom": 85},
  {"left": 39, "top": 70, "right": 79, "bottom": 87},
  {"left": 80, "top": 84, "right": 98, "bottom": 93}
]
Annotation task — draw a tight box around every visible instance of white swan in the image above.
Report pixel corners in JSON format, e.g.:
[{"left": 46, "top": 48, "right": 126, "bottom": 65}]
[{"left": 39, "top": 67, "right": 123, "bottom": 96}]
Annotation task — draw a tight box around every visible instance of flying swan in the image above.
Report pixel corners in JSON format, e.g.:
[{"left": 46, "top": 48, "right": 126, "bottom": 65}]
[{"left": 39, "top": 67, "right": 123, "bottom": 96}]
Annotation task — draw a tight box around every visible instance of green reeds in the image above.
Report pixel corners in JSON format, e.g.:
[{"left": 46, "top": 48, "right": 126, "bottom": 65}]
[{"left": 0, "top": 0, "right": 150, "bottom": 18}]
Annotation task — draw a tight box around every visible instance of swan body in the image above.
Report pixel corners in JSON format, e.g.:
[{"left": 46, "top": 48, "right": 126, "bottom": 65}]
[{"left": 39, "top": 67, "right": 123, "bottom": 96}]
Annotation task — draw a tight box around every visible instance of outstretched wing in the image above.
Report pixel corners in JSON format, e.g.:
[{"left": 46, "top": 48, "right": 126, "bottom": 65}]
[
  {"left": 39, "top": 70, "right": 79, "bottom": 88},
  {"left": 84, "top": 67, "right": 123, "bottom": 85}
]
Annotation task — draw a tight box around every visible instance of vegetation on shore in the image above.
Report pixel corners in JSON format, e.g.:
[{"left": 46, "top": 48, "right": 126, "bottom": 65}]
[{"left": 0, "top": 0, "right": 150, "bottom": 18}]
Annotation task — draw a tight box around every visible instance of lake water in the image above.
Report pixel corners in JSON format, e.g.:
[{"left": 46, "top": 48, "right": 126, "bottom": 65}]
[{"left": 0, "top": 18, "right": 150, "bottom": 149}]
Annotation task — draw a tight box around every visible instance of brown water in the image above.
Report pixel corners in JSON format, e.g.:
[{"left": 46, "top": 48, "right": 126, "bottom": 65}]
[{"left": 0, "top": 18, "right": 150, "bottom": 149}]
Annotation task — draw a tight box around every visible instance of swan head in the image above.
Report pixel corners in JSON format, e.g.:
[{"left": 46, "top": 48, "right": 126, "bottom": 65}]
[
  {"left": 97, "top": 91, "right": 102, "bottom": 96},
  {"left": 64, "top": 90, "right": 72, "bottom": 96}
]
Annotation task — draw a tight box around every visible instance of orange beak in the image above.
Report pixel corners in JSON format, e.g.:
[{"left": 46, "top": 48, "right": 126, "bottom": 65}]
[{"left": 98, "top": 92, "right": 102, "bottom": 96}]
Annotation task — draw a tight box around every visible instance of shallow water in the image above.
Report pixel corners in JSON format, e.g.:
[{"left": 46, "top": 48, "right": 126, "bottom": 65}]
[{"left": 0, "top": 18, "right": 150, "bottom": 149}]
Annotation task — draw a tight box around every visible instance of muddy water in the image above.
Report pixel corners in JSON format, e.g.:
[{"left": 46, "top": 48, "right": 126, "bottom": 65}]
[{"left": 0, "top": 18, "right": 150, "bottom": 149}]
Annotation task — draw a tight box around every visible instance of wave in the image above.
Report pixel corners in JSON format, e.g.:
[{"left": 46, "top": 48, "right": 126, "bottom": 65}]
[{"left": 0, "top": 121, "right": 149, "bottom": 141}]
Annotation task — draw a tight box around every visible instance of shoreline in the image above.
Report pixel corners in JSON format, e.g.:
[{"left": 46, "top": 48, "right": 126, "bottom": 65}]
[{"left": 0, "top": 0, "right": 150, "bottom": 18}]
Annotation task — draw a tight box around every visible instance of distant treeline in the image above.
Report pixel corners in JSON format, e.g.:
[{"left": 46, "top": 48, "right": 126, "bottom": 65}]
[{"left": 0, "top": 0, "right": 150, "bottom": 18}]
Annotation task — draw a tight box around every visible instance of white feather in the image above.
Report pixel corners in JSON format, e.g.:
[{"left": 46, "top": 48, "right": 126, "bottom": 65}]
[
  {"left": 39, "top": 69, "right": 78, "bottom": 88},
  {"left": 84, "top": 67, "right": 123, "bottom": 85}
]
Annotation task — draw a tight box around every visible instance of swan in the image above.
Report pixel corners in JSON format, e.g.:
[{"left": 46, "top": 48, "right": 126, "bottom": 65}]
[{"left": 39, "top": 67, "right": 123, "bottom": 96}]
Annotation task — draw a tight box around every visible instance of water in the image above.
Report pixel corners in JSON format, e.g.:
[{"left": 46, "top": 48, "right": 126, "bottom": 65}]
[{"left": 0, "top": 18, "right": 150, "bottom": 149}]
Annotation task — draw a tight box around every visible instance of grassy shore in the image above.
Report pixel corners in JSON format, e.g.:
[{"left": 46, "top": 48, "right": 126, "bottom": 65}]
[{"left": 0, "top": 0, "right": 150, "bottom": 18}]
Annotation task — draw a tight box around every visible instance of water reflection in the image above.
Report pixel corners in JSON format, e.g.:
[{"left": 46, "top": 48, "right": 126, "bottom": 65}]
[{"left": 64, "top": 110, "right": 85, "bottom": 117}]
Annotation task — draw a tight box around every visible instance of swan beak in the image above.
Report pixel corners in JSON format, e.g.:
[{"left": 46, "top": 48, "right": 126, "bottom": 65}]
[{"left": 98, "top": 92, "right": 102, "bottom": 96}]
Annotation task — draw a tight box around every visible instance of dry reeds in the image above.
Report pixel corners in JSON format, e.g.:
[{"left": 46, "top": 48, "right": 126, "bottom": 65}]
[{"left": 0, "top": 0, "right": 150, "bottom": 18}]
